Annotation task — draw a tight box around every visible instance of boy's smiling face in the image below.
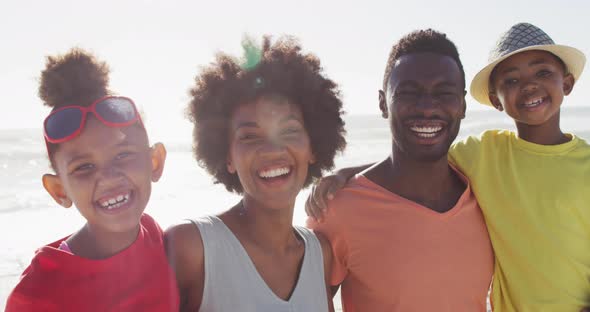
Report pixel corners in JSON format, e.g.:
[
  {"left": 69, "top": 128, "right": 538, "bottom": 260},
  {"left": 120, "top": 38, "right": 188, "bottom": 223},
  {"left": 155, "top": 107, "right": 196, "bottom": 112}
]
[{"left": 489, "top": 50, "right": 574, "bottom": 127}]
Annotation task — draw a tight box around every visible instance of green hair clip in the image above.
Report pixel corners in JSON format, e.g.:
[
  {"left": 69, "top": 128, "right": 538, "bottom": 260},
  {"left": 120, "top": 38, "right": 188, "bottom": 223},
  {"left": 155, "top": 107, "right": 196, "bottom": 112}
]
[
  {"left": 240, "top": 35, "right": 264, "bottom": 89},
  {"left": 240, "top": 35, "right": 262, "bottom": 71}
]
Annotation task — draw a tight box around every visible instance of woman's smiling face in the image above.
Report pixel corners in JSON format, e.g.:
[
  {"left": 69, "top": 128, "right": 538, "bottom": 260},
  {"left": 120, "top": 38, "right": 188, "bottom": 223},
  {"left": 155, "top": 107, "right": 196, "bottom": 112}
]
[{"left": 227, "top": 95, "right": 315, "bottom": 208}]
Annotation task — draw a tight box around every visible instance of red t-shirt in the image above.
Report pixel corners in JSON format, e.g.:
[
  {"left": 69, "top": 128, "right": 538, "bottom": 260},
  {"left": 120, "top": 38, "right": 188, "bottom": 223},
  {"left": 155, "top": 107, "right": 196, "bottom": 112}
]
[{"left": 5, "top": 214, "right": 179, "bottom": 312}]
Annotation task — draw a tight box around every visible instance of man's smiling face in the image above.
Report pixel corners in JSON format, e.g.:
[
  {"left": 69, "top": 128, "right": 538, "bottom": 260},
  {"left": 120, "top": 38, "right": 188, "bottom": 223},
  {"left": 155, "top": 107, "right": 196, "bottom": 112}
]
[{"left": 381, "top": 52, "right": 466, "bottom": 162}]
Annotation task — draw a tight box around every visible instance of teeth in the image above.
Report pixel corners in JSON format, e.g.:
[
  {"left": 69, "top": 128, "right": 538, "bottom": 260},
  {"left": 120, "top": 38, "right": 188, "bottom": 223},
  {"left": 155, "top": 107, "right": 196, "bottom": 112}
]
[
  {"left": 98, "top": 192, "right": 130, "bottom": 209},
  {"left": 409, "top": 126, "right": 443, "bottom": 133},
  {"left": 524, "top": 98, "right": 543, "bottom": 107},
  {"left": 410, "top": 126, "right": 442, "bottom": 133},
  {"left": 416, "top": 132, "right": 437, "bottom": 138},
  {"left": 408, "top": 125, "right": 443, "bottom": 139},
  {"left": 259, "top": 167, "right": 290, "bottom": 178}
]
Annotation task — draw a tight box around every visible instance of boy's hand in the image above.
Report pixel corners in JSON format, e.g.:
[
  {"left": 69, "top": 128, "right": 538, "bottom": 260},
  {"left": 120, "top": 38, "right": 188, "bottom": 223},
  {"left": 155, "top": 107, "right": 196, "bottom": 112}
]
[{"left": 305, "top": 174, "right": 347, "bottom": 222}]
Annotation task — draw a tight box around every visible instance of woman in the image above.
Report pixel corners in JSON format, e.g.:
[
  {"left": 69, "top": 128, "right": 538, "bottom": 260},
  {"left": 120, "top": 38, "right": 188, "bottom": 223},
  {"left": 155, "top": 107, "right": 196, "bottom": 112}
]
[{"left": 165, "top": 35, "right": 346, "bottom": 311}]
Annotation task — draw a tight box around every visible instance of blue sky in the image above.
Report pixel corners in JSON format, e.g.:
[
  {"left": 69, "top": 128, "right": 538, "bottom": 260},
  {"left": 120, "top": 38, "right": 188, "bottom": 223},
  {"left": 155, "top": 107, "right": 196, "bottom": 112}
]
[{"left": 2, "top": 0, "right": 589, "bottom": 142}]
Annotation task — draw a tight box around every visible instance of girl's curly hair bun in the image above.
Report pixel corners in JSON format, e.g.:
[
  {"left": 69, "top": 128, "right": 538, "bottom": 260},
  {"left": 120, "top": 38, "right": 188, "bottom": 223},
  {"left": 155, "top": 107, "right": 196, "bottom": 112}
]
[{"left": 39, "top": 48, "right": 110, "bottom": 108}]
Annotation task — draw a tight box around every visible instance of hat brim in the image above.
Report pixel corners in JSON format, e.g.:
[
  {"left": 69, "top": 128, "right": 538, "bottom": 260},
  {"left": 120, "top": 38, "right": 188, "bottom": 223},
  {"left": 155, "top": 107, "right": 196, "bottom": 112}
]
[{"left": 470, "top": 44, "right": 586, "bottom": 106}]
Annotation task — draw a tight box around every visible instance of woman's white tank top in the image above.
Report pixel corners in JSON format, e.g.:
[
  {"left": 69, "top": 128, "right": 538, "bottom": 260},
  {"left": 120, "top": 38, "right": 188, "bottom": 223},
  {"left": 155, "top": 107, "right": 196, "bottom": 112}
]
[{"left": 191, "top": 215, "right": 329, "bottom": 312}]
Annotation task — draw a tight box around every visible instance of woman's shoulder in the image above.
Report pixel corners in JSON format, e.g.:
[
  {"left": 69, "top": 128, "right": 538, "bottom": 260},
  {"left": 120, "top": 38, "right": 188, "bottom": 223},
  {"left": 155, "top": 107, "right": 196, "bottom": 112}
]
[
  {"left": 164, "top": 220, "right": 204, "bottom": 259},
  {"left": 310, "top": 231, "right": 333, "bottom": 286},
  {"left": 164, "top": 220, "right": 206, "bottom": 299},
  {"left": 293, "top": 226, "right": 331, "bottom": 265}
]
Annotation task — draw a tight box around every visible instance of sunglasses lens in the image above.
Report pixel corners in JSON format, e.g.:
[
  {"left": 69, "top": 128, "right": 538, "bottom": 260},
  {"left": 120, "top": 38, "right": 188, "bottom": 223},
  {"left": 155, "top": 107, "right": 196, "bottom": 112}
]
[
  {"left": 96, "top": 98, "right": 137, "bottom": 123},
  {"left": 45, "top": 108, "right": 84, "bottom": 140}
]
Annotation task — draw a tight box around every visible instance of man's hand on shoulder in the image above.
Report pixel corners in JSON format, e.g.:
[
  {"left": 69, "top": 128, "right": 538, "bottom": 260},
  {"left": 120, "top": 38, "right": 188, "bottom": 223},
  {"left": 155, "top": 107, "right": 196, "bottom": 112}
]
[
  {"left": 306, "top": 174, "right": 347, "bottom": 222},
  {"left": 305, "top": 164, "right": 372, "bottom": 222}
]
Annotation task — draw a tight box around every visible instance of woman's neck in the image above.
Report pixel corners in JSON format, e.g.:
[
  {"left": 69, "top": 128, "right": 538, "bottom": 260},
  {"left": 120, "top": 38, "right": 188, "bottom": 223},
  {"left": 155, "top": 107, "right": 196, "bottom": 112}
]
[{"left": 226, "top": 197, "right": 300, "bottom": 252}]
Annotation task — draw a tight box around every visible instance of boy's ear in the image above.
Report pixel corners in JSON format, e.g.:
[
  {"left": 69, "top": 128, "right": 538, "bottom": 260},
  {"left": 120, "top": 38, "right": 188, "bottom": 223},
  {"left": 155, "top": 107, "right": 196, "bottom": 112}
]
[
  {"left": 562, "top": 73, "right": 574, "bottom": 95},
  {"left": 42, "top": 174, "right": 72, "bottom": 208},
  {"left": 489, "top": 93, "right": 504, "bottom": 112},
  {"left": 150, "top": 143, "right": 167, "bottom": 182},
  {"left": 378, "top": 90, "right": 388, "bottom": 119}
]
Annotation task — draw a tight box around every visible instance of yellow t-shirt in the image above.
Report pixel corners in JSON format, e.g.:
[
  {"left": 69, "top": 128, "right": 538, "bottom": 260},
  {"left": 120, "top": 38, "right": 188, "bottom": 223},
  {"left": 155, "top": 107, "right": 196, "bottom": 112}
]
[{"left": 450, "top": 129, "right": 590, "bottom": 312}]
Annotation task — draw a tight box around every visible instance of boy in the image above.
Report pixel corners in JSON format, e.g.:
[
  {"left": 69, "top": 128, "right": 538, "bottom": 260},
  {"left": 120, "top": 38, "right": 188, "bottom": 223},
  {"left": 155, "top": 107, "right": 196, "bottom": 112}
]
[{"left": 451, "top": 22, "right": 589, "bottom": 311}]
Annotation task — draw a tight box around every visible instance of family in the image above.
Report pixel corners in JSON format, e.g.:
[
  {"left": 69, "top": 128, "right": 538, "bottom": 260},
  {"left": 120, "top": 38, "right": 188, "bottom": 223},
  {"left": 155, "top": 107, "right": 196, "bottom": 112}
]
[{"left": 5, "top": 22, "right": 590, "bottom": 312}]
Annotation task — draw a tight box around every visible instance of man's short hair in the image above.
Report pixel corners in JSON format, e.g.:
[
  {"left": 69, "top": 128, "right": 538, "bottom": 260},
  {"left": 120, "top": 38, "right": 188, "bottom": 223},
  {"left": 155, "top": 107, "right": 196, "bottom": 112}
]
[{"left": 382, "top": 29, "right": 465, "bottom": 91}]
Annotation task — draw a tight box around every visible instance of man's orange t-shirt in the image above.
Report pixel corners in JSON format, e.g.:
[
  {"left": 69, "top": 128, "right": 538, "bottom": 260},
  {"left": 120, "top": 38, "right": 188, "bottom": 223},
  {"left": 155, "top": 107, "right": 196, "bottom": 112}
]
[{"left": 308, "top": 170, "right": 494, "bottom": 312}]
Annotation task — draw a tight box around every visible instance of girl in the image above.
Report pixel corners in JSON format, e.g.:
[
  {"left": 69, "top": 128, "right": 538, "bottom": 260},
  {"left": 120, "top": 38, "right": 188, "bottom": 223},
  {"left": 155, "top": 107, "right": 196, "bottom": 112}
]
[{"left": 5, "top": 48, "right": 178, "bottom": 311}]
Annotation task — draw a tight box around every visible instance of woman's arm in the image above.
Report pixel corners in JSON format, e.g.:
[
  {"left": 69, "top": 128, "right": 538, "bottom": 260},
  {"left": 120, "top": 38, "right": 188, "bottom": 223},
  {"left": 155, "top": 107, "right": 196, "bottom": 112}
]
[{"left": 164, "top": 222, "right": 205, "bottom": 312}]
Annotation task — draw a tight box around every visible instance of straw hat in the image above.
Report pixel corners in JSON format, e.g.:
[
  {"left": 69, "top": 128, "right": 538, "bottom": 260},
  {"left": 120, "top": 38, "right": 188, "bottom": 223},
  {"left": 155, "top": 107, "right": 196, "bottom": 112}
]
[{"left": 470, "top": 22, "right": 586, "bottom": 106}]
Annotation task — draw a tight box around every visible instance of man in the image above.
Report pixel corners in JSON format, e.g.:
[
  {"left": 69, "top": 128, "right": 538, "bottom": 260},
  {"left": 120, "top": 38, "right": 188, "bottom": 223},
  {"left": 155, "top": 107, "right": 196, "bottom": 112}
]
[{"left": 307, "top": 29, "right": 494, "bottom": 311}]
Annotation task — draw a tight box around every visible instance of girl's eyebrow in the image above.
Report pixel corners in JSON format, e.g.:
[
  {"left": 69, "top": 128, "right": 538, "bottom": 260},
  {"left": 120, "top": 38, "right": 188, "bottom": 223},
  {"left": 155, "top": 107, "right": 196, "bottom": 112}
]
[
  {"left": 66, "top": 153, "right": 91, "bottom": 165},
  {"left": 66, "top": 137, "right": 141, "bottom": 165},
  {"left": 115, "top": 138, "right": 138, "bottom": 147}
]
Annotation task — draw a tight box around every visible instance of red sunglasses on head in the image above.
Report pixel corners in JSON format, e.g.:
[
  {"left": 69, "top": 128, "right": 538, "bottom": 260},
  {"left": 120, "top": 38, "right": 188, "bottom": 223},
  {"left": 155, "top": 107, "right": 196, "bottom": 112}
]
[{"left": 43, "top": 96, "right": 143, "bottom": 144}]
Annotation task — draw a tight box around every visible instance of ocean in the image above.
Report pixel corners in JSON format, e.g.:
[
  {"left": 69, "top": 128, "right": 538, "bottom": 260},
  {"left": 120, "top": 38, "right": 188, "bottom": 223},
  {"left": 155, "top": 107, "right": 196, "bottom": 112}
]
[{"left": 2, "top": 106, "right": 590, "bottom": 310}]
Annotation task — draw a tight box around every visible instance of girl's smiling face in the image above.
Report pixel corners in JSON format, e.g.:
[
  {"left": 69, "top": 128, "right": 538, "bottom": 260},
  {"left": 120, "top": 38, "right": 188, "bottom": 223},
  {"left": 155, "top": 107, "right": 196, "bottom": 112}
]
[
  {"left": 489, "top": 50, "right": 574, "bottom": 127},
  {"left": 45, "top": 116, "right": 163, "bottom": 236},
  {"left": 227, "top": 95, "right": 315, "bottom": 209}
]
